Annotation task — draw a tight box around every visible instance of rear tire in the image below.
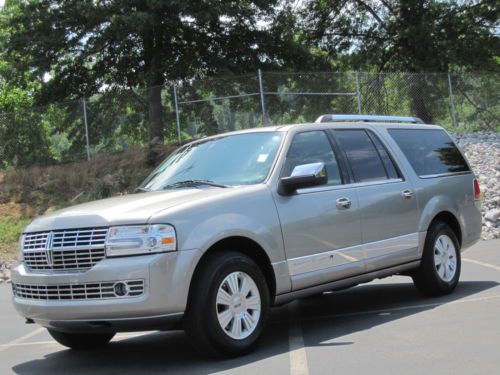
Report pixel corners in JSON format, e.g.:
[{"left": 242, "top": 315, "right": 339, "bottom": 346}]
[
  {"left": 48, "top": 329, "right": 115, "bottom": 350},
  {"left": 184, "top": 251, "right": 270, "bottom": 358},
  {"left": 412, "top": 222, "right": 461, "bottom": 296}
]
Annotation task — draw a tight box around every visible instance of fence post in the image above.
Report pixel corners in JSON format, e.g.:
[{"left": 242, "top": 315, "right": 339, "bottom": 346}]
[
  {"left": 258, "top": 69, "right": 266, "bottom": 124},
  {"left": 447, "top": 73, "right": 457, "bottom": 127},
  {"left": 355, "top": 72, "right": 362, "bottom": 114},
  {"left": 82, "top": 97, "right": 90, "bottom": 161},
  {"left": 173, "top": 83, "right": 182, "bottom": 144}
]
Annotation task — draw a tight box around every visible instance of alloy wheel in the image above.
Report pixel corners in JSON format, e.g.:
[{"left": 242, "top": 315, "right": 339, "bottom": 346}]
[
  {"left": 215, "top": 271, "right": 261, "bottom": 340},
  {"left": 434, "top": 234, "right": 457, "bottom": 282}
]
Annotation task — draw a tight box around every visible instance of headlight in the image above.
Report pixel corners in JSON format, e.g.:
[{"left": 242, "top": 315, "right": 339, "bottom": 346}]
[{"left": 105, "top": 224, "right": 176, "bottom": 257}]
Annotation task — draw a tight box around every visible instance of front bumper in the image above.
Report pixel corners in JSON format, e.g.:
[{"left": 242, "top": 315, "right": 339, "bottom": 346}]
[{"left": 11, "top": 249, "right": 202, "bottom": 332}]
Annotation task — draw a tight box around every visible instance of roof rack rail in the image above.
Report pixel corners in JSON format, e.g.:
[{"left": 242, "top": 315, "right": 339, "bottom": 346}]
[{"left": 315, "top": 114, "right": 424, "bottom": 124}]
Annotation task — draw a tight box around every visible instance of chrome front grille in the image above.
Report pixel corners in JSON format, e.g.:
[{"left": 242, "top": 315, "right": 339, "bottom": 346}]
[
  {"left": 51, "top": 228, "right": 108, "bottom": 249},
  {"left": 23, "top": 248, "right": 106, "bottom": 271},
  {"left": 12, "top": 280, "right": 145, "bottom": 301},
  {"left": 23, "top": 228, "right": 108, "bottom": 272},
  {"left": 23, "top": 232, "right": 50, "bottom": 251}
]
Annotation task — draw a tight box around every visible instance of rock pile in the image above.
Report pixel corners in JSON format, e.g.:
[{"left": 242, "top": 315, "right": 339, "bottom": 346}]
[
  {"left": 0, "top": 261, "right": 11, "bottom": 284},
  {"left": 452, "top": 132, "right": 500, "bottom": 240}
]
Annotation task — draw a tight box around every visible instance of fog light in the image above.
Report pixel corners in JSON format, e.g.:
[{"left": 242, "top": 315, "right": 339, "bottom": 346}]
[{"left": 114, "top": 282, "right": 129, "bottom": 297}]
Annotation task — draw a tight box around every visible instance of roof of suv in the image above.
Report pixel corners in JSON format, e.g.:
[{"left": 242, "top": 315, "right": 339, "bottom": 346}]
[
  {"left": 277, "top": 121, "right": 442, "bottom": 132},
  {"left": 186, "top": 115, "right": 443, "bottom": 143}
]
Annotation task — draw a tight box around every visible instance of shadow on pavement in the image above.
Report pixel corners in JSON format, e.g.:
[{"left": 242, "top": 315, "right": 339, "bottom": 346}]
[{"left": 12, "top": 280, "right": 498, "bottom": 374}]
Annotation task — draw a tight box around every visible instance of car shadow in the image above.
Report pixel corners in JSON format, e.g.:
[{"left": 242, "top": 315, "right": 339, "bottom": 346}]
[{"left": 12, "top": 280, "right": 499, "bottom": 375}]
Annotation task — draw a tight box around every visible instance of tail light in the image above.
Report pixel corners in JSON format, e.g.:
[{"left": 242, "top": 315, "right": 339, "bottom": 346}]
[{"left": 473, "top": 178, "right": 481, "bottom": 200}]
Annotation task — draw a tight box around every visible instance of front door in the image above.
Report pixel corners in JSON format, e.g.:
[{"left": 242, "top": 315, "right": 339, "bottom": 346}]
[{"left": 272, "top": 130, "right": 363, "bottom": 290}]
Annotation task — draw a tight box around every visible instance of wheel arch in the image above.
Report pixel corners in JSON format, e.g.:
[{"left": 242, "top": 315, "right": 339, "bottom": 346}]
[
  {"left": 427, "top": 211, "right": 462, "bottom": 246},
  {"left": 187, "top": 236, "right": 278, "bottom": 304}
]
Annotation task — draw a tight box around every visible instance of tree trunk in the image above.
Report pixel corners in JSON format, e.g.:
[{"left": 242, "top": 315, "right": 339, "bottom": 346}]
[
  {"left": 409, "top": 76, "right": 433, "bottom": 123},
  {"left": 147, "top": 85, "right": 164, "bottom": 145}
]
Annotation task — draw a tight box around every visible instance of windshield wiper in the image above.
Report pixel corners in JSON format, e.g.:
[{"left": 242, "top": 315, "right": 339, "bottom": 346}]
[
  {"left": 161, "top": 179, "right": 229, "bottom": 190},
  {"left": 135, "top": 187, "right": 151, "bottom": 193}
]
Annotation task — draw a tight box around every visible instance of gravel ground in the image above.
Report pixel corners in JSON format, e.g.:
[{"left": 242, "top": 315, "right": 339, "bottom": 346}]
[
  {"left": 452, "top": 132, "right": 500, "bottom": 240},
  {"left": 0, "top": 263, "right": 11, "bottom": 284}
]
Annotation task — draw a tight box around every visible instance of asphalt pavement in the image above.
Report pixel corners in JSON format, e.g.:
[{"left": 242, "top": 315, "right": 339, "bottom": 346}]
[{"left": 1, "top": 239, "right": 499, "bottom": 375}]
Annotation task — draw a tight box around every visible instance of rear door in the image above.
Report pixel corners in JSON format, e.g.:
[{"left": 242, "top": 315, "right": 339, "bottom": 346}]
[
  {"left": 331, "top": 129, "right": 419, "bottom": 270},
  {"left": 272, "top": 130, "right": 363, "bottom": 290}
]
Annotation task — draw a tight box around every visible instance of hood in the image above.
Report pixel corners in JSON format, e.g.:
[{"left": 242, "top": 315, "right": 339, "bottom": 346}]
[{"left": 25, "top": 187, "right": 232, "bottom": 232}]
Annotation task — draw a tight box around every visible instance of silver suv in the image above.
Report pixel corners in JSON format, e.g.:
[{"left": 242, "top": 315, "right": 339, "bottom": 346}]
[{"left": 11, "top": 115, "right": 482, "bottom": 357}]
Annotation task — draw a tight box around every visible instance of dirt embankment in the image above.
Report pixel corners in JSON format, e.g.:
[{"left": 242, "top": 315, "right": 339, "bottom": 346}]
[{"left": 0, "top": 146, "right": 176, "bottom": 267}]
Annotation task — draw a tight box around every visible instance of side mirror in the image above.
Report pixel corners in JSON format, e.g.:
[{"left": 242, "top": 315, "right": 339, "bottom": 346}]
[{"left": 279, "top": 162, "right": 328, "bottom": 195}]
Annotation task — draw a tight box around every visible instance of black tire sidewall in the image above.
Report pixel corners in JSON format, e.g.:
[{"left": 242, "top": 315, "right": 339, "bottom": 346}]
[{"left": 191, "top": 253, "right": 270, "bottom": 356}]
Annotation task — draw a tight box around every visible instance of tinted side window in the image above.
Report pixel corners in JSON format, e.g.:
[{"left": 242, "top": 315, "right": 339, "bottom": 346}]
[
  {"left": 368, "top": 132, "right": 401, "bottom": 179},
  {"left": 334, "top": 130, "right": 388, "bottom": 183},
  {"left": 388, "top": 129, "right": 470, "bottom": 176},
  {"left": 283, "top": 131, "right": 342, "bottom": 186}
]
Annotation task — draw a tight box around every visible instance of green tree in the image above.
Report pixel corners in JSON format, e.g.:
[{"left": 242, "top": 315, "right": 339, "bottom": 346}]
[
  {"left": 301, "top": 0, "right": 499, "bottom": 121},
  {"left": 3, "top": 0, "right": 315, "bottom": 147},
  {"left": 0, "top": 1, "right": 54, "bottom": 166}
]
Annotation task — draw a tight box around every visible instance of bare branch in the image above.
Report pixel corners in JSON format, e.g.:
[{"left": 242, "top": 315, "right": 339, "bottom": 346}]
[
  {"left": 379, "top": 0, "right": 395, "bottom": 15},
  {"left": 354, "top": 0, "right": 384, "bottom": 24}
]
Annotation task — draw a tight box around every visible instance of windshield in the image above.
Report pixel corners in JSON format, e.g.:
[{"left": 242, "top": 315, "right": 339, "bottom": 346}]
[{"left": 140, "top": 132, "right": 284, "bottom": 191}]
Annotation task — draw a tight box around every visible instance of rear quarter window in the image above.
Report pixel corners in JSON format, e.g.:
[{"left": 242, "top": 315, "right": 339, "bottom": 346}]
[{"left": 388, "top": 129, "right": 470, "bottom": 177}]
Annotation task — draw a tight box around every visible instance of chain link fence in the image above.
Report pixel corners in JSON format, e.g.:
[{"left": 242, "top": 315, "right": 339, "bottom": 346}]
[{"left": 0, "top": 71, "right": 498, "bottom": 168}]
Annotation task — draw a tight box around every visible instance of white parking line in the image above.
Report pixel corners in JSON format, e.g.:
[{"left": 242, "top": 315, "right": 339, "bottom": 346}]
[
  {"left": 114, "top": 331, "right": 152, "bottom": 340},
  {"left": 0, "top": 340, "right": 57, "bottom": 348},
  {"left": 288, "top": 302, "right": 309, "bottom": 375},
  {"left": 463, "top": 258, "right": 500, "bottom": 272},
  {"left": 0, "top": 328, "right": 44, "bottom": 353},
  {"left": 0, "top": 331, "right": 159, "bottom": 350}
]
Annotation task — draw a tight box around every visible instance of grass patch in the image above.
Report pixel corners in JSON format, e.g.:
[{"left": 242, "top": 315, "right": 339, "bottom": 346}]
[
  {"left": 0, "top": 218, "right": 31, "bottom": 262},
  {"left": 0, "top": 217, "right": 30, "bottom": 243}
]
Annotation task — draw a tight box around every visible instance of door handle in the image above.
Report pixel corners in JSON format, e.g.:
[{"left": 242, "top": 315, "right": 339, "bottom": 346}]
[
  {"left": 401, "top": 189, "right": 414, "bottom": 199},
  {"left": 336, "top": 197, "right": 352, "bottom": 209}
]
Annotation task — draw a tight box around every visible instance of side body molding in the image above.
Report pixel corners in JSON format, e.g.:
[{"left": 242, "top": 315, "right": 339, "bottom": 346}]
[{"left": 287, "top": 233, "right": 420, "bottom": 290}]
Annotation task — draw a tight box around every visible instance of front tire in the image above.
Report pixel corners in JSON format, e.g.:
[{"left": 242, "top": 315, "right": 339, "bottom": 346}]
[
  {"left": 412, "top": 222, "right": 461, "bottom": 296},
  {"left": 184, "top": 251, "right": 270, "bottom": 357},
  {"left": 48, "top": 329, "right": 115, "bottom": 350}
]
